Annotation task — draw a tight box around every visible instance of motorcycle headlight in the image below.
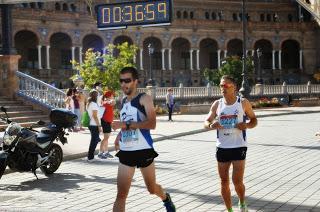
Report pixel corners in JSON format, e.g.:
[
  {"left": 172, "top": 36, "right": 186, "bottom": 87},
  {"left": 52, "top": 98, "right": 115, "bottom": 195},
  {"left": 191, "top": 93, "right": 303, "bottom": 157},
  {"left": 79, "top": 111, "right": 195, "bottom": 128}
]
[
  {"left": 3, "top": 133, "right": 16, "bottom": 146},
  {"left": 6, "top": 122, "right": 21, "bottom": 136}
]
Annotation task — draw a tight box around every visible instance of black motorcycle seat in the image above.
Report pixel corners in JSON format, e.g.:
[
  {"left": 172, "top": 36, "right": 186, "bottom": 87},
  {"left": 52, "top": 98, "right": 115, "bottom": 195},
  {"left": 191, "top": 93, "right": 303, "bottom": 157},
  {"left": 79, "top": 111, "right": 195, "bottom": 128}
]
[
  {"left": 40, "top": 126, "right": 59, "bottom": 135},
  {"left": 36, "top": 133, "right": 53, "bottom": 144}
]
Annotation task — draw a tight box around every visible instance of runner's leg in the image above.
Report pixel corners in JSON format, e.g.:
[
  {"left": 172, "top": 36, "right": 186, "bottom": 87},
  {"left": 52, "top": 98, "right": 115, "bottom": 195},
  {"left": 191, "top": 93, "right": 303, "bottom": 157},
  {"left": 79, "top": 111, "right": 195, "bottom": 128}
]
[
  {"left": 113, "top": 163, "right": 135, "bottom": 212},
  {"left": 218, "top": 162, "right": 232, "bottom": 210},
  {"left": 140, "top": 162, "right": 167, "bottom": 200},
  {"left": 232, "top": 160, "right": 246, "bottom": 203}
]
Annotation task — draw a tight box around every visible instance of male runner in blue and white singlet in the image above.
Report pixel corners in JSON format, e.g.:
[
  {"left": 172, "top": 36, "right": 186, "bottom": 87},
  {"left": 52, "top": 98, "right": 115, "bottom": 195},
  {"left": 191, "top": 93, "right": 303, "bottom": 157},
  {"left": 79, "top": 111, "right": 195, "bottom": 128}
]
[
  {"left": 112, "top": 67, "right": 175, "bottom": 212},
  {"left": 204, "top": 75, "right": 257, "bottom": 212}
]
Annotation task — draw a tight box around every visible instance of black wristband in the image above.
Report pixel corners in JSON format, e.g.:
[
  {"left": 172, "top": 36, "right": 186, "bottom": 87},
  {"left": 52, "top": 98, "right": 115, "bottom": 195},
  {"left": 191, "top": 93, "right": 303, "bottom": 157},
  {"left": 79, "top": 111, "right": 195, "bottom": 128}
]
[{"left": 126, "top": 121, "right": 131, "bottom": 130}]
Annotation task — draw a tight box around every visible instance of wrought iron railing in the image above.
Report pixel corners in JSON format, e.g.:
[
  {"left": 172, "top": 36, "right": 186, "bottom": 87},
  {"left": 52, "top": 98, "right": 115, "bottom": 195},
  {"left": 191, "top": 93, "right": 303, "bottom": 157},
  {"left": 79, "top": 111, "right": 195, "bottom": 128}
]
[{"left": 16, "top": 71, "right": 65, "bottom": 109}]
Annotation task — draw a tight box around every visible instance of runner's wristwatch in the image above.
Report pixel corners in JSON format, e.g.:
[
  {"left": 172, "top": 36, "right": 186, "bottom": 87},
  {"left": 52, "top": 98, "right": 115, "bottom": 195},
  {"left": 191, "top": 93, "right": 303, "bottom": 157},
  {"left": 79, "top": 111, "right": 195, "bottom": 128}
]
[{"left": 126, "top": 120, "right": 131, "bottom": 130}]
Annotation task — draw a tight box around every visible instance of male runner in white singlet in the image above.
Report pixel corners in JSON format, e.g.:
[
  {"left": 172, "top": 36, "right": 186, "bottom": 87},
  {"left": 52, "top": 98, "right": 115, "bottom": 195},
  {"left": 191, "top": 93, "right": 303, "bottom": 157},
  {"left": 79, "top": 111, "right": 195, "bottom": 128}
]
[
  {"left": 204, "top": 75, "right": 257, "bottom": 212},
  {"left": 112, "top": 67, "right": 176, "bottom": 212}
]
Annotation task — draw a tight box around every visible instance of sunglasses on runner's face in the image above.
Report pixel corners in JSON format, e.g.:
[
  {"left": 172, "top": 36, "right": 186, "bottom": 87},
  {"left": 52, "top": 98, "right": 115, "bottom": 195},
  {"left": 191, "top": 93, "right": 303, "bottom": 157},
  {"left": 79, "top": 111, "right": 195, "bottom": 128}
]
[
  {"left": 119, "top": 78, "right": 133, "bottom": 84},
  {"left": 219, "top": 83, "right": 233, "bottom": 89}
]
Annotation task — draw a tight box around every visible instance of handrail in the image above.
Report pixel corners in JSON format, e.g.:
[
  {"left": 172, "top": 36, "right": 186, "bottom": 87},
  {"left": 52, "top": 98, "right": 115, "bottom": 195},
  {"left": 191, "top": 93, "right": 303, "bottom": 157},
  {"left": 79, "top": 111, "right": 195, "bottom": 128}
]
[{"left": 16, "top": 71, "right": 66, "bottom": 109}]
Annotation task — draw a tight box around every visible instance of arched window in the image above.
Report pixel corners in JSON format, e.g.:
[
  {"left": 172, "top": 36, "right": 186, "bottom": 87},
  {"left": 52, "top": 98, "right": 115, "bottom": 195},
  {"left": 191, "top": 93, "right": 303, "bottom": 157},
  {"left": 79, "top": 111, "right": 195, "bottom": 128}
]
[
  {"left": 267, "top": 14, "right": 271, "bottom": 22},
  {"left": 55, "top": 3, "right": 61, "bottom": 11},
  {"left": 62, "top": 3, "right": 68, "bottom": 11},
  {"left": 22, "top": 3, "right": 28, "bottom": 8},
  {"left": 288, "top": 14, "right": 293, "bottom": 22},
  {"left": 239, "top": 13, "right": 243, "bottom": 21},
  {"left": 183, "top": 11, "right": 188, "bottom": 19},
  {"left": 37, "top": 2, "right": 44, "bottom": 9},
  {"left": 190, "top": 11, "right": 194, "bottom": 19},
  {"left": 71, "top": 4, "right": 76, "bottom": 12},
  {"left": 212, "top": 12, "right": 216, "bottom": 20},
  {"left": 205, "top": 12, "right": 210, "bottom": 19},
  {"left": 260, "top": 14, "right": 265, "bottom": 22},
  {"left": 177, "top": 11, "right": 181, "bottom": 19},
  {"left": 233, "top": 13, "right": 237, "bottom": 21},
  {"left": 30, "top": 3, "right": 36, "bottom": 9}
]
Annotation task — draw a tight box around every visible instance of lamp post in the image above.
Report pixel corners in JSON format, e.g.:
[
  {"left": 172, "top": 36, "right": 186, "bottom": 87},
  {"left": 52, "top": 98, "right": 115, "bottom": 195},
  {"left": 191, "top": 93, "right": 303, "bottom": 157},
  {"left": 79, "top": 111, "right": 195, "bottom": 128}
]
[
  {"left": 147, "top": 43, "right": 155, "bottom": 86},
  {"left": 239, "top": 0, "right": 251, "bottom": 98},
  {"left": 257, "top": 48, "right": 262, "bottom": 83}
]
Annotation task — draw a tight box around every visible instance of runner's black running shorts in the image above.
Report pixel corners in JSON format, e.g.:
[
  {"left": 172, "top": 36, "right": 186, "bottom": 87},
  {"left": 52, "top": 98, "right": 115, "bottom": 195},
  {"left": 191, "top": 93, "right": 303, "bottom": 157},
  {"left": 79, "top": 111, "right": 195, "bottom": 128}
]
[
  {"left": 216, "top": 147, "right": 247, "bottom": 162},
  {"left": 116, "top": 149, "right": 159, "bottom": 168}
]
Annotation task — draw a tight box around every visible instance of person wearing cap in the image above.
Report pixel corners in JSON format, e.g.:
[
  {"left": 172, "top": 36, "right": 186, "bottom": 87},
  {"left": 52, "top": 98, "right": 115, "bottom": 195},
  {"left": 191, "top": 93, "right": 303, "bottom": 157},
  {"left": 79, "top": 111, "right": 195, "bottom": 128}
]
[{"left": 98, "top": 90, "right": 116, "bottom": 159}]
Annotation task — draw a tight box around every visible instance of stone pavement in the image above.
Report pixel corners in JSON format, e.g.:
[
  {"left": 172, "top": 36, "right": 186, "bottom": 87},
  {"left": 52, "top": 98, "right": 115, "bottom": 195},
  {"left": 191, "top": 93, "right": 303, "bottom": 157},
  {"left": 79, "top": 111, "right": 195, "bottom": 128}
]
[
  {"left": 61, "top": 106, "right": 320, "bottom": 161},
  {"left": 0, "top": 108, "right": 320, "bottom": 211}
]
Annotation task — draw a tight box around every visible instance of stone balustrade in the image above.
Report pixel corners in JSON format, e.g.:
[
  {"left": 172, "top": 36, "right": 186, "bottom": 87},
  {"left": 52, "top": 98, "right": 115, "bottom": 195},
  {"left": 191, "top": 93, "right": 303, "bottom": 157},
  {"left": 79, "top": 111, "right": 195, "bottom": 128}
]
[{"left": 137, "top": 82, "right": 320, "bottom": 100}]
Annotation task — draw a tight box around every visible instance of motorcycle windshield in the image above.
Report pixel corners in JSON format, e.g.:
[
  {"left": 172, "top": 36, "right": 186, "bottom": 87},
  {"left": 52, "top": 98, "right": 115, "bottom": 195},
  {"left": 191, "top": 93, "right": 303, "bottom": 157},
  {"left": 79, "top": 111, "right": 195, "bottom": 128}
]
[{"left": 0, "top": 131, "right": 4, "bottom": 146}]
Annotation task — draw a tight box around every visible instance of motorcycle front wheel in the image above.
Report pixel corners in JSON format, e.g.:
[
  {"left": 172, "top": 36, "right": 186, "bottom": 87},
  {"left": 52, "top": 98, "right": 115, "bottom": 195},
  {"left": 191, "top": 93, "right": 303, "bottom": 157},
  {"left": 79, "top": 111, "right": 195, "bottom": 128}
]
[
  {"left": 0, "top": 158, "right": 7, "bottom": 179},
  {"left": 40, "top": 143, "right": 63, "bottom": 175}
]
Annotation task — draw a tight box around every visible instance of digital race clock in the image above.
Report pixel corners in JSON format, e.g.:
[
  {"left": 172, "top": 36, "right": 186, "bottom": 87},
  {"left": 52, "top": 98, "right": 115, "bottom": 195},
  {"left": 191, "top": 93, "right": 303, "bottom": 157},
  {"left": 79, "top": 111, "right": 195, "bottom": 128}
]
[{"left": 96, "top": 0, "right": 173, "bottom": 30}]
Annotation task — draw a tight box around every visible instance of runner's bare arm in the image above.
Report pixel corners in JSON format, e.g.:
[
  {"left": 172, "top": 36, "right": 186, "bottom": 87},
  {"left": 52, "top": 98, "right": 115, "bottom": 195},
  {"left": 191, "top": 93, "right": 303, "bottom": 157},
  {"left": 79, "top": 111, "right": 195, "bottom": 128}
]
[
  {"left": 237, "top": 98, "right": 257, "bottom": 130},
  {"left": 204, "top": 100, "right": 223, "bottom": 130},
  {"left": 129, "top": 94, "right": 156, "bottom": 130}
]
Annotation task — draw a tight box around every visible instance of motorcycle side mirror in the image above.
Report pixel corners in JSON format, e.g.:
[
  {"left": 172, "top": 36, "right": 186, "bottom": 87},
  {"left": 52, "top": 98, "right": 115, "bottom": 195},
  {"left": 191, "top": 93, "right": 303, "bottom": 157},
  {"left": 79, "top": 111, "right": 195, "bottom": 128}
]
[
  {"left": 0, "top": 106, "right": 7, "bottom": 113},
  {"left": 37, "top": 120, "right": 46, "bottom": 126}
]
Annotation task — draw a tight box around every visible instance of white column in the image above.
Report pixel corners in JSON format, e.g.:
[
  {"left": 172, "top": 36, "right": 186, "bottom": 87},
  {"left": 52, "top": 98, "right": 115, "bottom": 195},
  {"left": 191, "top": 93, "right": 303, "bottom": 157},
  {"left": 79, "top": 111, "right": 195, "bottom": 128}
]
[
  {"left": 278, "top": 50, "right": 282, "bottom": 70},
  {"left": 246, "top": 50, "right": 249, "bottom": 56},
  {"left": 103, "top": 47, "right": 107, "bottom": 55},
  {"left": 224, "top": 50, "right": 227, "bottom": 58},
  {"left": 46, "top": 45, "right": 50, "bottom": 69},
  {"left": 217, "top": 49, "right": 221, "bottom": 69},
  {"left": 251, "top": 50, "right": 255, "bottom": 57},
  {"left": 196, "top": 49, "right": 200, "bottom": 70},
  {"left": 299, "top": 50, "right": 303, "bottom": 69},
  {"left": 161, "top": 48, "right": 166, "bottom": 70},
  {"left": 71, "top": 47, "right": 75, "bottom": 69},
  {"left": 189, "top": 49, "right": 194, "bottom": 70},
  {"left": 79, "top": 47, "right": 83, "bottom": 65},
  {"left": 272, "top": 50, "right": 275, "bottom": 70},
  {"left": 37, "top": 45, "right": 42, "bottom": 69},
  {"left": 168, "top": 48, "right": 172, "bottom": 70},
  {"left": 139, "top": 49, "right": 144, "bottom": 70}
]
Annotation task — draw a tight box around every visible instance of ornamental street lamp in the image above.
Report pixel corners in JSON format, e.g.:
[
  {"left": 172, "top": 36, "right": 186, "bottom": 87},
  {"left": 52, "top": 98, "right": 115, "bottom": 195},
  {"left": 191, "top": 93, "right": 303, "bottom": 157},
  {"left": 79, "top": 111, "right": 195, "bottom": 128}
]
[
  {"left": 257, "top": 48, "right": 263, "bottom": 83},
  {"left": 239, "top": 0, "right": 251, "bottom": 98},
  {"left": 147, "top": 43, "right": 155, "bottom": 86}
]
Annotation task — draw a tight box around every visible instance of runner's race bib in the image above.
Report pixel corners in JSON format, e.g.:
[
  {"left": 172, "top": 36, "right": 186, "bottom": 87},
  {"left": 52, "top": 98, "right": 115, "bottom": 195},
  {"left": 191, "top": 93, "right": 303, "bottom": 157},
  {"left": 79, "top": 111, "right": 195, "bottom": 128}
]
[
  {"left": 121, "top": 130, "right": 139, "bottom": 147},
  {"left": 219, "top": 115, "right": 238, "bottom": 128}
]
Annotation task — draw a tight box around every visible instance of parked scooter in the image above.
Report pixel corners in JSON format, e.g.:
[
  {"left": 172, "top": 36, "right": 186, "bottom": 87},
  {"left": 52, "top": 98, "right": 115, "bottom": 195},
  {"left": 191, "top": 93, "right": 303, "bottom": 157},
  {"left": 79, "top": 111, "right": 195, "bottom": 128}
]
[{"left": 0, "top": 107, "right": 77, "bottom": 179}]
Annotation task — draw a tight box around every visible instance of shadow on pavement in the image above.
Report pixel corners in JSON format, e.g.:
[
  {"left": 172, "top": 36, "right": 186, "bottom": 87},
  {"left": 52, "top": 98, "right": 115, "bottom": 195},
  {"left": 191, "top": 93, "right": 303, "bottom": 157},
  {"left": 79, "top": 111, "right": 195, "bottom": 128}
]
[
  {"left": 164, "top": 188, "right": 320, "bottom": 211},
  {"left": 0, "top": 173, "right": 118, "bottom": 193}
]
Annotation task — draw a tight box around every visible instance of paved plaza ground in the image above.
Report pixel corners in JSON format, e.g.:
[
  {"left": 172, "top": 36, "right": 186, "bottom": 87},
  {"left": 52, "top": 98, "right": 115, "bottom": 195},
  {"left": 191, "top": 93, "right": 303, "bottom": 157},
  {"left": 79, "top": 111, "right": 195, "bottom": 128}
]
[{"left": 0, "top": 107, "right": 320, "bottom": 211}]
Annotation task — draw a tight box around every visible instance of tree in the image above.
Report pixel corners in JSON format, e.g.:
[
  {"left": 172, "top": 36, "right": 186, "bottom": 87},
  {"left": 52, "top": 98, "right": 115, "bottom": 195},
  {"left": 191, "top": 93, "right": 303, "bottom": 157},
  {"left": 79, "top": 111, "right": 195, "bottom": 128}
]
[
  {"left": 203, "top": 56, "right": 255, "bottom": 89},
  {"left": 72, "top": 42, "right": 138, "bottom": 91}
]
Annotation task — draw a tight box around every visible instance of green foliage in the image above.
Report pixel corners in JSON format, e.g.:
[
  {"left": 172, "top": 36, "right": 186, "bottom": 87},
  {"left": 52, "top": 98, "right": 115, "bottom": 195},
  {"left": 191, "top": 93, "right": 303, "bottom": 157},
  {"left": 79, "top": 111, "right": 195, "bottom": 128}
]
[
  {"left": 72, "top": 42, "right": 138, "bottom": 91},
  {"left": 203, "top": 56, "right": 255, "bottom": 88}
]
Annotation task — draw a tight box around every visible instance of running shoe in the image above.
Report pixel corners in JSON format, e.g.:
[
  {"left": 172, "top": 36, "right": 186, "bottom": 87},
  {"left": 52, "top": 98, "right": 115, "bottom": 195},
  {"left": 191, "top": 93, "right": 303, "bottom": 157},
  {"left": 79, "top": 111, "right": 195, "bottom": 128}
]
[
  {"left": 103, "top": 152, "right": 114, "bottom": 158},
  {"left": 163, "top": 193, "right": 176, "bottom": 212},
  {"left": 238, "top": 201, "right": 248, "bottom": 212},
  {"left": 98, "top": 153, "right": 107, "bottom": 159}
]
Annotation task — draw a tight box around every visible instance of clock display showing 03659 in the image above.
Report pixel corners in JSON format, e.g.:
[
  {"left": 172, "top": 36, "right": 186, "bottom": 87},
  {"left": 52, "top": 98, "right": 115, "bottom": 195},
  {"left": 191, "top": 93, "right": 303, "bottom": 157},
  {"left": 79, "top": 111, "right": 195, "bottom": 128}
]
[{"left": 96, "top": 0, "right": 173, "bottom": 30}]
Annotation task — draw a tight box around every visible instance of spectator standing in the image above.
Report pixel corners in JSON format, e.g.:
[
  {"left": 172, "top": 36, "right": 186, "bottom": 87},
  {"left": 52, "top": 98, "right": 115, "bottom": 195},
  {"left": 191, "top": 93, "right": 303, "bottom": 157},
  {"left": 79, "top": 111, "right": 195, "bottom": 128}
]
[
  {"left": 98, "top": 90, "right": 116, "bottom": 159},
  {"left": 166, "top": 88, "right": 174, "bottom": 121},
  {"left": 86, "top": 90, "right": 102, "bottom": 162}
]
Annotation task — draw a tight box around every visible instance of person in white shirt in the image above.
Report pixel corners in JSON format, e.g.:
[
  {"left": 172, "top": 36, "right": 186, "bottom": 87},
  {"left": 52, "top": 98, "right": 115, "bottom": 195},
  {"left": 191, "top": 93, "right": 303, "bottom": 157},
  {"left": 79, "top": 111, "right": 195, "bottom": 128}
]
[
  {"left": 86, "top": 90, "right": 102, "bottom": 161},
  {"left": 204, "top": 75, "right": 257, "bottom": 212}
]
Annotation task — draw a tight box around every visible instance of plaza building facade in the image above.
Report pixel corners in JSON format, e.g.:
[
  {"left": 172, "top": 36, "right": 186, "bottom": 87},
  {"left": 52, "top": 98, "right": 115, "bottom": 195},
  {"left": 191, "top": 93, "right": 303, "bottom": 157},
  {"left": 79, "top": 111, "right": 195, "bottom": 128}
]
[{"left": 7, "top": 0, "right": 320, "bottom": 88}]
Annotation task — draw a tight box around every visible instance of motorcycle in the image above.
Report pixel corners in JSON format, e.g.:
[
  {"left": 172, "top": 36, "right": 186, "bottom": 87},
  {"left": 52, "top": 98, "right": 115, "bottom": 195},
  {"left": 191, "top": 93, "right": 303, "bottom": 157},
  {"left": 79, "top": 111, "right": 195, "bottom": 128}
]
[{"left": 0, "top": 107, "right": 77, "bottom": 179}]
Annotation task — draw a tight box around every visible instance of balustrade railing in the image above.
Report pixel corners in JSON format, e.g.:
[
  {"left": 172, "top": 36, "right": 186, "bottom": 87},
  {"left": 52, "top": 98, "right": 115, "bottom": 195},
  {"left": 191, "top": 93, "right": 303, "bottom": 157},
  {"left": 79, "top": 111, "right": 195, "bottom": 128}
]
[
  {"left": 137, "top": 82, "right": 320, "bottom": 100},
  {"left": 16, "top": 71, "right": 320, "bottom": 109},
  {"left": 16, "top": 71, "right": 65, "bottom": 109}
]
